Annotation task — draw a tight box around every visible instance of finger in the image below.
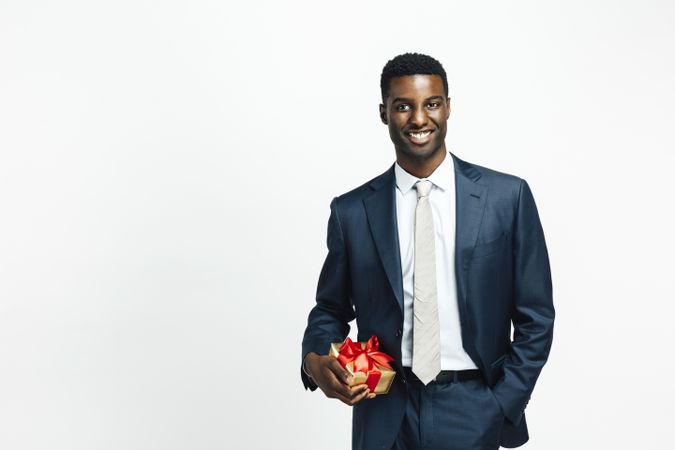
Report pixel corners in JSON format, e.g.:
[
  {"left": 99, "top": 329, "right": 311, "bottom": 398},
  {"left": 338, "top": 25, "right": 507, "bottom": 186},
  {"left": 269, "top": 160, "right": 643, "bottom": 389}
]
[
  {"left": 348, "top": 383, "right": 369, "bottom": 398},
  {"left": 322, "top": 381, "right": 355, "bottom": 402},
  {"left": 328, "top": 359, "right": 352, "bottom": 384},
  {"left": 334, "top": 380, "right": 367, "bottom": 399},
  {"left": 323, "top": 365, "right": 352, "bottom": 392},
  {"left": 334, "top": 386, "right": 368, "bottom": 406},
  {"left": 347, "top": 388, "right": 371, "bottom": 405},
  {"left": 336, "top": 394, "right": 353, "bottom": 405},
  {"left": 330, "top": 383, "right": 362, "bottom": 405}
]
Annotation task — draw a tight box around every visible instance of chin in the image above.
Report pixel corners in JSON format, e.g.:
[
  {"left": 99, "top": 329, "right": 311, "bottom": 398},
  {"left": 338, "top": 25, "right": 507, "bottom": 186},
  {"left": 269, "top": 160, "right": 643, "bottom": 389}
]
[{"left": 401, "top": 143, "right": 441, "bottom": 160}]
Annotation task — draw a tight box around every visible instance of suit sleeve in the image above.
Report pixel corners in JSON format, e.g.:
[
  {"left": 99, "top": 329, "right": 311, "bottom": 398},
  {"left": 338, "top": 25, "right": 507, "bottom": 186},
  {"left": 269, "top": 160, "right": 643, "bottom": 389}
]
[
  {"left": 492, "top": 179, "right": 555, "bottom": 425},
  {"left": 300, "top": 197, "right": 356, "bottom": 391}
]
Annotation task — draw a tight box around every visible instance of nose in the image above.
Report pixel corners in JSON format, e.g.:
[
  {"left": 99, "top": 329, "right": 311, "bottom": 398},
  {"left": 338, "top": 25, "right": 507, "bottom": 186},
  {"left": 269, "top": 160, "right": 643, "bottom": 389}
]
[{"left": 409, "top": 106, "right": 428, "bottom": 127}]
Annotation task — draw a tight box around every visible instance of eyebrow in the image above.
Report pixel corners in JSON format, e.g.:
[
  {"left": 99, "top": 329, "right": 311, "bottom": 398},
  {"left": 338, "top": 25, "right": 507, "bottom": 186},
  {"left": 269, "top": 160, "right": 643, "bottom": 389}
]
[{"left": 392, "top": 95, "right": 445, "bottom": 103}]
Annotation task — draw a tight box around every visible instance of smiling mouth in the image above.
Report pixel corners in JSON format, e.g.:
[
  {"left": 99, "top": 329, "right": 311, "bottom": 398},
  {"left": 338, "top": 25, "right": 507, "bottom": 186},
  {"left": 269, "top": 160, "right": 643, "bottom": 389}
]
[{"left": 406, "top": 129, "right": 433, "bottom": 144}]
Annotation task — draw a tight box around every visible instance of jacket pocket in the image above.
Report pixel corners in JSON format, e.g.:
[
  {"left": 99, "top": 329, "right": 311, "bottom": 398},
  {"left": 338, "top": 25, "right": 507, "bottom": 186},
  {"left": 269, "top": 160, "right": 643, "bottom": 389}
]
[{"left": 472, "top": 232, "right": 508, "bottom": 259}]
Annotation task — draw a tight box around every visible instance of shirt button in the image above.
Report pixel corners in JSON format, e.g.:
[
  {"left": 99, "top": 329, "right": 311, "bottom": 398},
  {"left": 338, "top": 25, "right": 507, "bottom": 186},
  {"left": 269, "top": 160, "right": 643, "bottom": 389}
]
[{"left": 395, "top": 329, "right": 402, "bottom": 337}]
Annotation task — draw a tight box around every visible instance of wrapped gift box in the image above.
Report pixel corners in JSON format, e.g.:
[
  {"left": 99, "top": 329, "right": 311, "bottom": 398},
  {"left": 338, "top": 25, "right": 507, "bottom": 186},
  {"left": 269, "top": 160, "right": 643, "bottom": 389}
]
[{"left": 328, "top": 335, "right": 396, "bottom": 395}]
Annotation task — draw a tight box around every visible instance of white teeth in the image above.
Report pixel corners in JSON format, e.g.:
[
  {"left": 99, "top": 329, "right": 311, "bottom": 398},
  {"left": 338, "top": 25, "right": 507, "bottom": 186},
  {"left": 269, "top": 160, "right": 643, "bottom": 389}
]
[{"left": 409, "top": 131, "right": 431, "bottom": 139}]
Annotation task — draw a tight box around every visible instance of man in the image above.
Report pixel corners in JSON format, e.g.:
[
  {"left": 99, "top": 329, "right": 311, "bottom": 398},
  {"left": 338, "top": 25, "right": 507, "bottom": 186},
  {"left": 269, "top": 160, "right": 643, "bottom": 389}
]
[{"left": 301, "top": 53, "right": 554, "bottom": 450}]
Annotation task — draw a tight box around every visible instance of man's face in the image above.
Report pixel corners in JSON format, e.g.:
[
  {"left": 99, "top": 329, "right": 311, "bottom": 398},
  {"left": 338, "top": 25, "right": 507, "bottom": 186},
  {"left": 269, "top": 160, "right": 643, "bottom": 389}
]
[{"left": 379, "top": 74, "right": 450, "bottom": 161}]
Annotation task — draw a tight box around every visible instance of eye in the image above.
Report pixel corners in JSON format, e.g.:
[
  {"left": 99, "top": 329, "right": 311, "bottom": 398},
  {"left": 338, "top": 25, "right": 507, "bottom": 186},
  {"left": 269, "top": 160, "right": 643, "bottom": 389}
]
[
  {"left": 427, "top": 102, "right": 440, "bottom": 108},
  {"left": 396, "top": 104, "right": 411, "bottom": 112}
]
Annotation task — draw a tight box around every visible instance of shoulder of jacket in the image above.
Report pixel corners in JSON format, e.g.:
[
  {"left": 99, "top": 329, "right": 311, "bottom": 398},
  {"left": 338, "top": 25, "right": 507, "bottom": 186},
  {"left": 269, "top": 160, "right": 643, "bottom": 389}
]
[
  {"left": 470, "top": 160, "right": 523, "bottom": 186},
  {"left": 332, "top": 165, "right": 394, "bottom": 207},
  {"left": 453, "top": 153, "right": 525, "bottom": 201}
]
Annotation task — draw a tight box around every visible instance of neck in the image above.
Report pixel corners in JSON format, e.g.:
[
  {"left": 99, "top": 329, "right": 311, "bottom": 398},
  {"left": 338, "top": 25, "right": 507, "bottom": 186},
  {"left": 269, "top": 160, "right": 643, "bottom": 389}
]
[{"left": 396, "top": 146, "right": 447, "bottom": 178}]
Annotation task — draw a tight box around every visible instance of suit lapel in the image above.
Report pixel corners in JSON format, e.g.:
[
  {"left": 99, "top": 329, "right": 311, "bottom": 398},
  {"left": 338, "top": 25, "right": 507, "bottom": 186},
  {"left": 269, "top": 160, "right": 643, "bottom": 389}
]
[
  {"left": 363, "top": 165, "right": 404, "bottom": 313},
  {"left": 451, "top": 152, "right": 488, "bottom": 309}
]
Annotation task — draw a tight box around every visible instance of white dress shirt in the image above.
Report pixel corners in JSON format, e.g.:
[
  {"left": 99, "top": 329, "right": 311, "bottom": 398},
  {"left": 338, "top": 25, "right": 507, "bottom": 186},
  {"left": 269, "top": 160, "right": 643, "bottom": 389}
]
[{"left": 395, "top": 152, "right": 478, "bottom": 370}]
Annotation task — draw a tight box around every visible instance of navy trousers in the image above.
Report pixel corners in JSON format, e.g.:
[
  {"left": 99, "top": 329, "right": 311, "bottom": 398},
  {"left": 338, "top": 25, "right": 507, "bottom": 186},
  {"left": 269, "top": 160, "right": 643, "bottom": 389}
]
[{"left": 391, "top": 371, "right": 505, "bottom": 450}]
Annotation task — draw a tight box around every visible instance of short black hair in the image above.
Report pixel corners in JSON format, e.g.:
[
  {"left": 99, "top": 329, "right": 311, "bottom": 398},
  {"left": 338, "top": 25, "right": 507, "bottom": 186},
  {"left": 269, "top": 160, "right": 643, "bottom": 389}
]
[{"left": 380, "top": 52, "right": 449, "bottom": 102}]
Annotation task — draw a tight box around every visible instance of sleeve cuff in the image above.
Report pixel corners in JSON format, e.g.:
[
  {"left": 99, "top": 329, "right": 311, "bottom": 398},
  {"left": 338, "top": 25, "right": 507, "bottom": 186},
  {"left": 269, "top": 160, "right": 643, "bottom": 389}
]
[{"left": 301, "top": 355, "right": 318, "bottom": 391}]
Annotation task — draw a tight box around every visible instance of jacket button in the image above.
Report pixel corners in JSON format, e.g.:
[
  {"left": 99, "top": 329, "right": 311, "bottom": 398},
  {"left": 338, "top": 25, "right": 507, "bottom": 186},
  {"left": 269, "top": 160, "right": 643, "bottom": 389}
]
[{"left": 395, "top": 329, "right": 402, "bottom": 337}]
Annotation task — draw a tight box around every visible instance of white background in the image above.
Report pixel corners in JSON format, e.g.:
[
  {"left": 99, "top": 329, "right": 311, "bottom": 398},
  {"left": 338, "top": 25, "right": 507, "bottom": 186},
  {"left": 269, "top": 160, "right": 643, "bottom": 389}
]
[{"left": 1, "top": 1, "right": 674, "bottom": 449}]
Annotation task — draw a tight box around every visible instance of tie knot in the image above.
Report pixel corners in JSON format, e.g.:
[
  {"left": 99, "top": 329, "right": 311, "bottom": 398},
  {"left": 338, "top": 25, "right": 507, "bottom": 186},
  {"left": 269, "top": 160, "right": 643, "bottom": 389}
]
[{"left": 415, "top": 180, "right": 433, "bottom": 199}]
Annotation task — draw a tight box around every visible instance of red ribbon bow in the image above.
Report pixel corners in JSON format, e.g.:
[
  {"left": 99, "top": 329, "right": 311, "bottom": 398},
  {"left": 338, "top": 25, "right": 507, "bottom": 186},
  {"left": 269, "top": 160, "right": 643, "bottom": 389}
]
[{"left": 336, "top": 336, "right": 394, "bottom": 392}]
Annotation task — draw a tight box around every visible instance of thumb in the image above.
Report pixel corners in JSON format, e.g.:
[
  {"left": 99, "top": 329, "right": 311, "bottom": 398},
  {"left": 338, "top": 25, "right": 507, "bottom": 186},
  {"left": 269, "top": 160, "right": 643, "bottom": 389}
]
[{"left": 330, "top": 359, "right": 352, "bottom": 384}]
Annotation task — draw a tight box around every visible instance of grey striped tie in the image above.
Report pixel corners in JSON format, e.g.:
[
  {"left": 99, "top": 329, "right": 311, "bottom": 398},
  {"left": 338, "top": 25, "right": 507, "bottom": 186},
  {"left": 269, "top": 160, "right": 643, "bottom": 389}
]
[{"left": 412, "top": 180, "right": 441, "bottom": 385}]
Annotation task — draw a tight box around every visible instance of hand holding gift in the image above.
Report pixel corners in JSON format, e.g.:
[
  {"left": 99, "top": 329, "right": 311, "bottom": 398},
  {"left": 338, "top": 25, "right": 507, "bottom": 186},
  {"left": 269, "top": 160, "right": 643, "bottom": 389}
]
[
  {"left": 303, "top": 352, "right": 375, "bottom": 406},
  {"left": 304, "top": 335, "right": 396, "bottom": 405},
  {"left": 329, "top": 335, "right": 396, "bottom": 395}
]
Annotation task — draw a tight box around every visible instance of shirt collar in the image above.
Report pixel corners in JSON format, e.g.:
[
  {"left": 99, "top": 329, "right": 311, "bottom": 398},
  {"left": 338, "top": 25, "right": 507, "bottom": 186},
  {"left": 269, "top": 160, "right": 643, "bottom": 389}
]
[{"left": 395, "top": 151, "right": 453, "bottom": 194}]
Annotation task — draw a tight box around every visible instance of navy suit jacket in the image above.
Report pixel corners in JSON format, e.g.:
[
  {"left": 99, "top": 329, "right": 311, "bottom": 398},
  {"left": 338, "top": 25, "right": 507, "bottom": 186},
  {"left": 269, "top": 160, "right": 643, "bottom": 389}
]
[{"left": 301, "top": 152, "right": 555, "bottom": 449}]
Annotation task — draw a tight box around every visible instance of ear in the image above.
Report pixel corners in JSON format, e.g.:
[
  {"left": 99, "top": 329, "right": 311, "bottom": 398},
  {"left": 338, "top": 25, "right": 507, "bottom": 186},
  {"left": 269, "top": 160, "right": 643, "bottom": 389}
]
[
  {"left": 446, "top": 97, "right": 451, "bottom": 120},
  {"left": 379, "top": 104, "right": 388, "bottom": 125}
]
